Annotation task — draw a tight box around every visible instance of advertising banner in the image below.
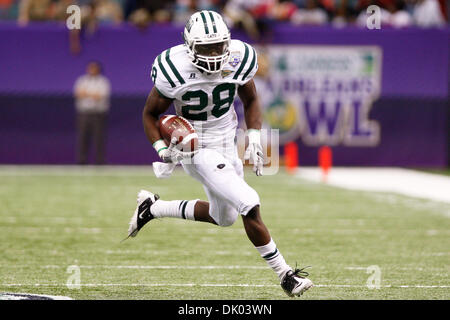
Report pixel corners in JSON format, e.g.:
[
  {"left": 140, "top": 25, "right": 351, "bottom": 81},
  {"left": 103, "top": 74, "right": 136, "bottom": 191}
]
[{"left": 255, "top": 45, "right": 382, "bottom": 147}]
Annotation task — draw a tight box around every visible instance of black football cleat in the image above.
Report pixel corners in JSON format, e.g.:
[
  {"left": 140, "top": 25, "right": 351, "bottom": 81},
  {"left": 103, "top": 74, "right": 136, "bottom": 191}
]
[
  {"left": 281, "top": 266, "right": 314, "bottom": 297},
  {"left": 127, "top": 190, "right": 159, "bottom": 238}
]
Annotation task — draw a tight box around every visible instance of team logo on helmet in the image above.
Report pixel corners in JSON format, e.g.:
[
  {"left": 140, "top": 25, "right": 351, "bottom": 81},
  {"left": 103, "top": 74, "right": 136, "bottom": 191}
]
[
  {"left": 185, "top": 18, "right": 194, "bottom": 33},
  {"left": 229, "top": 51, "right": 241, "bottom": 68}
]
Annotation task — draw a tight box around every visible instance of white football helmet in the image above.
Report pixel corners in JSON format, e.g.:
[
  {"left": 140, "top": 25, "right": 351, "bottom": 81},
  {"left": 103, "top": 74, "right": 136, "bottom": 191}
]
[{"left": 183, "top": 10, "right": 231, "bottom": 73}]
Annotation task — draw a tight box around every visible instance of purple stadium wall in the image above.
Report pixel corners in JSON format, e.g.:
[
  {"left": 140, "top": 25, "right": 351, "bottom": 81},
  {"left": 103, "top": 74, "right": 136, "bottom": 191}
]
[{"left": 0, "top": 23, "right": 448, "bottom": 166}]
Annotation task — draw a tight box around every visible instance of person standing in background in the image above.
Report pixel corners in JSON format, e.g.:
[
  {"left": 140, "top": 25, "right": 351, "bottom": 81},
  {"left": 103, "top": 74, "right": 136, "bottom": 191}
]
[{"left": 74, "top": 61, "right": 111, "bottom": 165}]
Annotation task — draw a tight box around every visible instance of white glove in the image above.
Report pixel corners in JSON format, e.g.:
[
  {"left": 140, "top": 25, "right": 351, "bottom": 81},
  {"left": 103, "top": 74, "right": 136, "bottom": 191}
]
[
  {"left": 244, "top": 129, "right": 264, "bottom": 176},
  {"left": 155, "top": 137, "right": 197, "bottom": 164},
  {"left": 152, "top": 161, "right": 176, "bottom": 178}
]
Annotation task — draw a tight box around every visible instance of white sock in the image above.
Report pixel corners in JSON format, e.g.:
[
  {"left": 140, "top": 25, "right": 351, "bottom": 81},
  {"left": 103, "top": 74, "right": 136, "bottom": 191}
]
[
  {"left": 150, "top": 199, "right": 198, "bottom": 221},
  {"left": 256, "top": 238, "right": 292, "bottom": 281}
]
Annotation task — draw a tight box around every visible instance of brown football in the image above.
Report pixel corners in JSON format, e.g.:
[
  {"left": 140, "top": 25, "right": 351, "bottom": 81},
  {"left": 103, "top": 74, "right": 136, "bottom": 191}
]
[{"left": 158, "top": 115, "right": 198, "bottom": 152}]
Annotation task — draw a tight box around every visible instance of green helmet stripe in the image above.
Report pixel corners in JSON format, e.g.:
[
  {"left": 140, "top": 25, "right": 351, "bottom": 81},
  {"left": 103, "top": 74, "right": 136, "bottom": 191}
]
[
  {"left": 200, "top": 11, "right": 209, "bottom": 34},
  {"left": 208, "top": 11, "right": 217, "bottom": 34}
]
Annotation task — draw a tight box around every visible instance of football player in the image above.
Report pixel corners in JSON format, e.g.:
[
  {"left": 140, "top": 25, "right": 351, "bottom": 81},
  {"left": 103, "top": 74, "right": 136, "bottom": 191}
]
[{"left": 127, "top": 10, "right": 313, "bottom": 297}]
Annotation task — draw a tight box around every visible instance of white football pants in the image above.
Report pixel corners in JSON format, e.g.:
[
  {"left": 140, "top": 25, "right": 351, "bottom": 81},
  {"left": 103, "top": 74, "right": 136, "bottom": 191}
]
[{"left": 181, "top": 147, "right": 260, "bottom": 227}]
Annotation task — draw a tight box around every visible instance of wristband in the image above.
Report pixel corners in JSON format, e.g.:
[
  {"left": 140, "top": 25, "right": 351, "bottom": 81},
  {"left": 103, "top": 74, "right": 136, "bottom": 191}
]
[
  {"left": 153, "top": 139, "right": 168, "bottom": 156},
  {"left": 247, "top": 129, "right": 261, "bottom": 145}
]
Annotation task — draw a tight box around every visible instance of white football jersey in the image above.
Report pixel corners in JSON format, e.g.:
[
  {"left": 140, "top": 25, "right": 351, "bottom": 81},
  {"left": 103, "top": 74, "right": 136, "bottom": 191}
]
[{"left": 151, "top": 39, "right": 258, "bottom": 149}]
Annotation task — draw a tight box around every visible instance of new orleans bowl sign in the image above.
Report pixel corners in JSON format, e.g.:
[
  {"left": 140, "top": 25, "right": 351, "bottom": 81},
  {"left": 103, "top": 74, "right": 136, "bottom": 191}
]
[{"left": 255, "top": 45, "right": 382, "bottom": 146}]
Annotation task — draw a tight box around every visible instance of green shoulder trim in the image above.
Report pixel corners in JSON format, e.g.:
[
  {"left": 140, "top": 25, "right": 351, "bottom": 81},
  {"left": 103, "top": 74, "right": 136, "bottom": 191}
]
[
  {"left": 242, "top": 47, "right": 257, "bottom": 81},
  {"left": 233, "top": 43, "right": 249, "bottom": 80},
  {"left": 157, "top": 54, "right": 175, "bottom": 88},
  {"left": 165, "top": 49, "right": 185, "bottom": 85}
]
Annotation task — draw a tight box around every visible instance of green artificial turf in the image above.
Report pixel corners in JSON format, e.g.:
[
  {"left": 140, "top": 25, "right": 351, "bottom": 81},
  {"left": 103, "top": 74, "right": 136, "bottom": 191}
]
[{"left": 0, "top": 166, "right": 448, "bottom": 300}]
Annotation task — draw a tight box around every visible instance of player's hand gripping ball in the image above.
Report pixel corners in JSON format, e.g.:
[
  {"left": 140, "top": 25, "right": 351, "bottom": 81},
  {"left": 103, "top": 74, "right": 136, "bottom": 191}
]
[{"left": 158, "top": 115, "right": 199, "bottom": 162}]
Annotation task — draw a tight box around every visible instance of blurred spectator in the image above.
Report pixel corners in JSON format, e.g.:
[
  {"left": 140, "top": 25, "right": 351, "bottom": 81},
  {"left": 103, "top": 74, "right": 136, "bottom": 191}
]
[
  {"left": 272, "top": 0, "right": 298, "bottom": 21},
  {"left": 446, "top": 0, "right": 449, "bottom": 22},
  {"left": 53, "top": 0, "right": 77, "bottom": 21},
  {"left": 330, "top": 0, "right": 363, "bottom": 26},
  {"left": 2, "top": 0, "right": 446, "bottom": 30},
  {"left": 17, "top": 0, "right": 124, "bottom": 26},
  {"left": 389, "top": 0, "right": 413, "bottom": 27},
  {"left": 223, "top": 0, "right": 280, "bottom": 40},
  {"left": 411, "top": 0, "right": 445, "bottom": 27},
  {"left": 291, "top": 0, "right": 328, "bottom": 25},
  {"left": 356, "top": 0, "right": 413, "bottom": 27},
  {"left": 73, "top": 61, "right": 111, "bottom": 165},
  {"left": 82, "top": 0, "right": 123, "bottom": 32},
  {"left": 0, "top": 0, "right": 18, "bottom": 20},
  {"left": 173, "top": 0, "right": 223, "bottom": 25},
  {"left": 124, "top": 0, "right": 174, "bottom": 28},
  {"left": 18, "top": 0, "right": 53, "bottom": 25},
  {"left": 173, "top": 0, "right": 197, "bottom": 24},
  {"left": 356, "top": 5, "right": 386, "bottom": 27}
]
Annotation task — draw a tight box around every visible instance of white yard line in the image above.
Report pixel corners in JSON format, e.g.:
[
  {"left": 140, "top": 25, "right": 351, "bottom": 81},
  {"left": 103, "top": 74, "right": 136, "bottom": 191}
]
[
  {"left": 1, "top": 283, "right": 448, "bottom": 289},
  {"left": 0, "top": 265, "right": 446, "bottom": 273},
  {"left": 40, "top": 265, "right": 270, "bottom": 270},
  {"left": 296, "top": 167, "right": 450, "bottom": 205},
  {"left": 0, "top": 165, "right": 157, "bottom": 176}
]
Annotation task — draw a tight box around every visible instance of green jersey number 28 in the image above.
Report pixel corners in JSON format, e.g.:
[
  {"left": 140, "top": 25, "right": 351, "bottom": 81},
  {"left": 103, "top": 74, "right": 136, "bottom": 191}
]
[{"left": 181, "top": 83, "right": 236, "bottom": 121}]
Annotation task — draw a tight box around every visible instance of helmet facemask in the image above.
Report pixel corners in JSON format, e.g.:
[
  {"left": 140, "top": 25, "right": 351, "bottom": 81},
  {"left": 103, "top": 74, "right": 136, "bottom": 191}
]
[{"left": 192, "top": 41, "right": 230, "bottom": 73}]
